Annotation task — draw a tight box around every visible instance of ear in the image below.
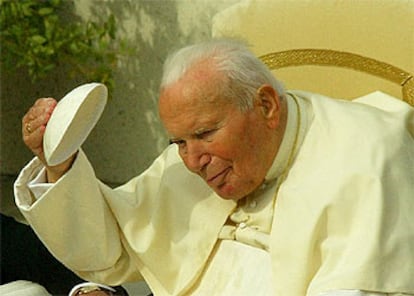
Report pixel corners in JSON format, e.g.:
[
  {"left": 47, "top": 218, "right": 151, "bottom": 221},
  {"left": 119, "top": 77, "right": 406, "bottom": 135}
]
[{"left": 256, "top": 84, "right": 281, "bottom": 129}]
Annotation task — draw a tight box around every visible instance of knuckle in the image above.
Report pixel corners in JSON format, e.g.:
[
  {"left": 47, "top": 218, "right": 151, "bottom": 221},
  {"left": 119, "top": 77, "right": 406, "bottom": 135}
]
[{"left": 34, "top": 98, "right": 44, "bottom": 105}]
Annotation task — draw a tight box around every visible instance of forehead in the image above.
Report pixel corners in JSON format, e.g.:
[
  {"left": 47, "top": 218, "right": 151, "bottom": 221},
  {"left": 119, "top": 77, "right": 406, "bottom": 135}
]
[
  {"left": 158, "top": 63, "right": 236, "bottom": 133},
  {"left": 159, "top": 84, "right": 235, "bottom": 137}
]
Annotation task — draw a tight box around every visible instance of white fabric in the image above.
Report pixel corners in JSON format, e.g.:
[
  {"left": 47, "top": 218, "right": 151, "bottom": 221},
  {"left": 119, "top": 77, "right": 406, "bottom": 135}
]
[
  {"left": 318, "top": 291, "right": 409, "bottom": 296},
  {"left": 25, "top": 164, "right": 410, "bottom": 296},
  {"left": 188, "top": 240, "right": 273, "bottom": 295},
  {"left": 43, "top": 83, "right": 107, "bottom": 166},
  {"left": 28, "top": 167, "right": 50, "bottom": 198},
  {"left": 0, "top": 281, "right": 50, "bottom": 296},
  {"left": 14, "top": 91, "right": 414, "bottom": 296}
]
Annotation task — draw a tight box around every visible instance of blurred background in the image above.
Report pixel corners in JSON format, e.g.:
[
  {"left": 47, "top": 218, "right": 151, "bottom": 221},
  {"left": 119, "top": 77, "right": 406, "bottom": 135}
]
[
  {"left": 1, "top": 0, "right": 238, "bottom": 217},
  {"left": 0, "top": 0, "right": 239, "bottom": 294},
  {"left": 2, "top": 0, "right": 413, "bottom": 294}
]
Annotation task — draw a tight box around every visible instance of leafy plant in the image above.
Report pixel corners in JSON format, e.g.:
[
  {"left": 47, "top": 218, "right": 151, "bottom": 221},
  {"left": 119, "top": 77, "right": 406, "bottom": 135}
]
[{"left": 0, "top": 0, "right": 122, "bottom": 90}]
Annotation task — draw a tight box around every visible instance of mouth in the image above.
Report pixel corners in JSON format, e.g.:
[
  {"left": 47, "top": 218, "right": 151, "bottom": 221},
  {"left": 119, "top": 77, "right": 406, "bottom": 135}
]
[{"left": 206, "top": 167, "right": 231, "bottom": 187}]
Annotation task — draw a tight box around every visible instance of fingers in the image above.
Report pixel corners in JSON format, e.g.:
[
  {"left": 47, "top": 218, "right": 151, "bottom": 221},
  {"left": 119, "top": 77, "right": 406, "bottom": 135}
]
[
  {"left": 23, "top": 123, "right": 46, "bottom": 156},
  {"left": 22, "top": 98, "right": 57, "bottom": 161},
  {"left": 23, "top": 98, "right": 57, "bottom": 132}
]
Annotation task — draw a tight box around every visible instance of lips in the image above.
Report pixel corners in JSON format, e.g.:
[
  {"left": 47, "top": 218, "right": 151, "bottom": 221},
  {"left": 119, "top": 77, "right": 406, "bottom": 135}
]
[{"left": 207, "top": 167, "right": 230, "bottom": 187}]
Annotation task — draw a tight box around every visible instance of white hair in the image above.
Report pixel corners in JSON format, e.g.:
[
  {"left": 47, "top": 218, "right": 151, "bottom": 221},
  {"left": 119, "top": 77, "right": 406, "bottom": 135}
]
[{"left": 160, "top": 39, "right": 285, "bottom": 111}]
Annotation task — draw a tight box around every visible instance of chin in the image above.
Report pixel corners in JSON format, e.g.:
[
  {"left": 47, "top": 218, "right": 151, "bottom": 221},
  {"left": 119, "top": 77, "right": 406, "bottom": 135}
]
[
  {"left": 215, "top": 180, "right": 262, "bottom": 201},
  {"left": 214, "top": 186, "right": 246, "bottom": 201},
  {"left": 217, "top": 194, "right": 242, "bottom": 201}
]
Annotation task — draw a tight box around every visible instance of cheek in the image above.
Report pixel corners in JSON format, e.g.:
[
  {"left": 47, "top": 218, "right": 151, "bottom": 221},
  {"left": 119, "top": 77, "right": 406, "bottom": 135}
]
[
  {"left": 222, "top": 134, "right": 257, "bottom": 169},
  {"left": 217, "top": 123, "right": 259, "bottom": 163},
  {"left": 233, "top": 128, "right": 269, "bottom": 173}
]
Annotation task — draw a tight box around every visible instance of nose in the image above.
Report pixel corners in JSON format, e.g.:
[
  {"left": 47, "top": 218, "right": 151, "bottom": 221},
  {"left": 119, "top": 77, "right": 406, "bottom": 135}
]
[{"left": 181, "top": 140, "right": 211, "bottom": 174}]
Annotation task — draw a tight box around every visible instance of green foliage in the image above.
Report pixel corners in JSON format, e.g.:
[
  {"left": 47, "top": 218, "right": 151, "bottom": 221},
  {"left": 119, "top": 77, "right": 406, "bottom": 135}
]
[{"left": 0, "top": 0, "right": 121, "bottom": 90}]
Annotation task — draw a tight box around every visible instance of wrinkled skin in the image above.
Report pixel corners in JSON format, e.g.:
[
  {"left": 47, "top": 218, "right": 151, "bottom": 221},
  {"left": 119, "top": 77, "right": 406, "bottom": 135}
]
[
  {"left": 159, "top": 62, "right": 286, "bottom": 200},
  {"left": 22, "top": 98, "right": 75, "bottom": 182}
]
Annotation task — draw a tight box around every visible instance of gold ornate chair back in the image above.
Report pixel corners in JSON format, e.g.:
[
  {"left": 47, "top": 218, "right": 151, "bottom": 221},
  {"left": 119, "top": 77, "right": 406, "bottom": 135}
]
[
  {"left": 212, "top": 0, "right": 414, "bottom": 106},
  {"left": 259, "top": 49, "right": 413, "bottom": 106}
]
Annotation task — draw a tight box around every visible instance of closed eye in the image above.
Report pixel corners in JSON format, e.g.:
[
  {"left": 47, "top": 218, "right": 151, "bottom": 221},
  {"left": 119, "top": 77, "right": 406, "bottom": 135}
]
[
  {"left": 169, "top": 139, "right": 186, "bottom": 146},
  {"left": 169, "top": 128, "right": 218, "bottom": 147},
  {"left": 195, "top": 129, "right": 217, "bottom": 141}
]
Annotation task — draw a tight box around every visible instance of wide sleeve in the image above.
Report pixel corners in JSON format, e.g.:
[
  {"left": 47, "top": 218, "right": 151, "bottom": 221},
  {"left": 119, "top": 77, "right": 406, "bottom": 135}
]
[
  {"left": 14, "top": 146, "right": 235, "bottom": 294},
  {"left": 14, "top": 150, "right": 141, "bottom": 285},
  {"left": 318, "top": 291, "right": 413, "bottom": 296}
]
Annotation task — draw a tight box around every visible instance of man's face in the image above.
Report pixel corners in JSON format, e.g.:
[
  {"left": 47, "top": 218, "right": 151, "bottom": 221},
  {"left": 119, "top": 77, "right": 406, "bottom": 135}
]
[{"left": 158, "top": 67, "right": 281, "bottom": 200}]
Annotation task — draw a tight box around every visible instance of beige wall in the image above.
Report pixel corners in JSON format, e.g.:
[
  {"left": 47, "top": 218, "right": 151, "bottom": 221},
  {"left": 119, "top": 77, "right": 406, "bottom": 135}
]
[
  {"left": 0, "top": 0, "right": 238, "bottom": 222},
  {"left": 1, "top": 0, "right": 239, "bottom": 186},
  {"left": 0, "top": 3, "right": 235, "bottom": 292}
]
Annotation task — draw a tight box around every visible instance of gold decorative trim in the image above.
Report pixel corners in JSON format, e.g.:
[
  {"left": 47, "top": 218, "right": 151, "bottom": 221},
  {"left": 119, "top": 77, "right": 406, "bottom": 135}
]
[
  {"left": 402, "top": 76, "right": 414, "bottom": 106},
  {"left": 259, "top": 49, "right": 414, "bottom": 106}
]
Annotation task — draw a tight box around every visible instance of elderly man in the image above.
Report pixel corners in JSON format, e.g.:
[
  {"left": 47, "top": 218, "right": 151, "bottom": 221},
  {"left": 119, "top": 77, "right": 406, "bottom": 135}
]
[{"left": 15, "top": 39, "right": 414, "bottom": 295}]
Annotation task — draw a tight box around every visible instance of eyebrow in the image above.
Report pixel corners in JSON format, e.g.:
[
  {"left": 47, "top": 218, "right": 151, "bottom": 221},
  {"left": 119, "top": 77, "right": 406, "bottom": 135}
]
[
  {"left": 168, "top": 132, "right": 203, "bottom": 145},
  {"left": 168, "top": 123, "right": 222, "bottom": 144},
  {"left": 194, "top": 127, "right": 213, "bottom": 135}
]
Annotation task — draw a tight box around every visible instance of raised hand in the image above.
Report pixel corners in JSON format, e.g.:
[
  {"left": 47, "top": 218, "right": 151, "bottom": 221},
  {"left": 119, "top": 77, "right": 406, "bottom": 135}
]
[{"left": 22, "top": 98, "right": 75, "bottom": 182}]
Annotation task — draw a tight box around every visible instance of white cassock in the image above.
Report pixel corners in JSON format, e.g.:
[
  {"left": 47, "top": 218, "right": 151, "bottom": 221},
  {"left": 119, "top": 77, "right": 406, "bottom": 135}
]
[{"left": 14, "top": 91, "right": 414, "bottom": 295}]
